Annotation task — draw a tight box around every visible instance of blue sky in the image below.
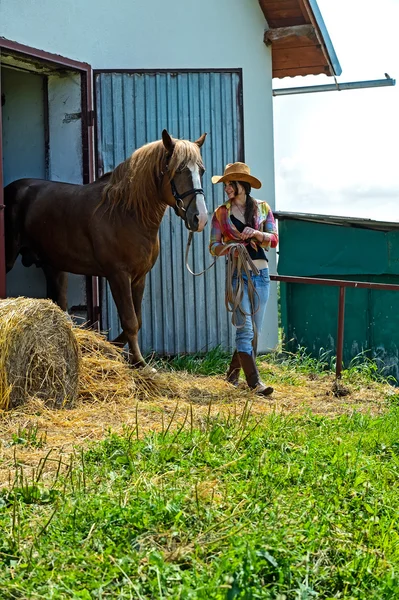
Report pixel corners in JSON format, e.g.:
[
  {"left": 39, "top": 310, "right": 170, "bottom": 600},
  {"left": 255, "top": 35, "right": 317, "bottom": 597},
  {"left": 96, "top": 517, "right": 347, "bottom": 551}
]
[{"left": 273, "top": 0, "right": 399, "bottom": 221}]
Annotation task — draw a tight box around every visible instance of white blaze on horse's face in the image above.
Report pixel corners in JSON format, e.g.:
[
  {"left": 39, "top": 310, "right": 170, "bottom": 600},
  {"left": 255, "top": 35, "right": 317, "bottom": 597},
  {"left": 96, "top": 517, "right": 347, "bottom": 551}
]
[{"left": 188, "top": 162, "right": 208, "bottom": 232}]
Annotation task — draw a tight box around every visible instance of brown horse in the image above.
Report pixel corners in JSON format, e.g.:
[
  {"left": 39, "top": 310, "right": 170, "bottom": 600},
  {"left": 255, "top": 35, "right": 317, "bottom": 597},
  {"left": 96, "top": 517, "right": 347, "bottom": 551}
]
[{"left": 4, "top": 129, "right": 208, "bottom": 367}]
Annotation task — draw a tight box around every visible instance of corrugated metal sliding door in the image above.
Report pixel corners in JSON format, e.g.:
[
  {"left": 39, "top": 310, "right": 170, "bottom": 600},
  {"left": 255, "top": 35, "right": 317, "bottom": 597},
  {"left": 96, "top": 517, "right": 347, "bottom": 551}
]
[{"left": 95, "top": 70, "right": 243, "bottom": 355}]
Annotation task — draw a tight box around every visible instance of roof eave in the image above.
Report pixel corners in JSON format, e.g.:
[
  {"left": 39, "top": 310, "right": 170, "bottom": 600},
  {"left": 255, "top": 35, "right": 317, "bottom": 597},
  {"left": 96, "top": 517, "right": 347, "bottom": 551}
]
[
  {"left": 307, "top": 0, "right": 342, "bottom": 77},
  {"left": 274, "top": 211, "right": 399, "bottom": 232},
  {"left": 259, "top": 0, "right": 342, "bottom": 78}
]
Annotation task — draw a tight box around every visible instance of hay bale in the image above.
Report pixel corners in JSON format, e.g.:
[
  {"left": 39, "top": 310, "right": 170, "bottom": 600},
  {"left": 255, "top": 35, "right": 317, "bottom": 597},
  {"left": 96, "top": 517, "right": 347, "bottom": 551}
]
[{"left": 0, "top": 297, "right": 80, "bottom": 410}]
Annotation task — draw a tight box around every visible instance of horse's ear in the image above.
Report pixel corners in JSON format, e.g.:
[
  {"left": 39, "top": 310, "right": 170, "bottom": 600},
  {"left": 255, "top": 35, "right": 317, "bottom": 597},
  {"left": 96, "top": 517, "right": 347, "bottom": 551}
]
[
  {"left": 194, "top": 133, "right": 207, "bottom": 148},
  {"left": 162, "top": 129, "right": 175, "bottom": 155}
]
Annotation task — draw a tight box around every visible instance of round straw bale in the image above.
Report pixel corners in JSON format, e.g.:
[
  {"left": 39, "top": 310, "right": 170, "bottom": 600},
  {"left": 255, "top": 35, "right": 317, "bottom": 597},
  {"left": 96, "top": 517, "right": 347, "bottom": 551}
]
[{"left": 0, "top": 297, "right": 80, "bottom": 410}]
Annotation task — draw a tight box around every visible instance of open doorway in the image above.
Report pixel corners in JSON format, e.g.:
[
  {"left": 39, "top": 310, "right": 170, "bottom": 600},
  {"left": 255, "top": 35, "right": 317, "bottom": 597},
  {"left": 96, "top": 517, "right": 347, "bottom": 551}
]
[{"left": 0, "top": 39, "right": 97, "bottom": 323}]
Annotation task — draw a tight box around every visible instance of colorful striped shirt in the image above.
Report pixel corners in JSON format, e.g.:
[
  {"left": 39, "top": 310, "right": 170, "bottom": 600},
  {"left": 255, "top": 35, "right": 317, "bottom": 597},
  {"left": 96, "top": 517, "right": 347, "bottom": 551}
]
[{"left": 209, "top": 198, "right": 278, "bottom": 256}]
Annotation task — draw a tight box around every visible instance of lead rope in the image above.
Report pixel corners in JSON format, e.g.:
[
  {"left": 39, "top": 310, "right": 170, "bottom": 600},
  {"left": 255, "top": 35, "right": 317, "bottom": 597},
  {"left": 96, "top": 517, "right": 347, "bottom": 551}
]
[
  {"left": 185, "top": 232, "right": 260, "bottom": 352},
  {"left": 184, "top": 231, "right": 217, "bottom": 277}
]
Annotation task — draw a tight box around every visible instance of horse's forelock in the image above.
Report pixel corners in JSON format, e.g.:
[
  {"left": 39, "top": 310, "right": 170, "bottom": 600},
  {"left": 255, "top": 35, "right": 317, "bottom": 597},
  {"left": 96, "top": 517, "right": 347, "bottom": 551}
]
[{"left": 168, "top": 139, "right": 203, "bottom": 177}]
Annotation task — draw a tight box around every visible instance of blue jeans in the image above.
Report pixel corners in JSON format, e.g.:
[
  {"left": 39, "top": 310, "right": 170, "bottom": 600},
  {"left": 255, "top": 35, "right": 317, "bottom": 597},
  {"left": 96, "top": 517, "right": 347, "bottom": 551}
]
[{"left": 232, "top": 268, "right": 270, "bottom": 355}]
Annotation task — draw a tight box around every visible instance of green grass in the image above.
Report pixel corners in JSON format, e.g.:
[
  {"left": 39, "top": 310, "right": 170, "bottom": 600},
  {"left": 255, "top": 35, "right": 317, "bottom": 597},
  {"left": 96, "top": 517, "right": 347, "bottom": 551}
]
[
  {"left": 10, "top": 423, "right": 47, "bottom": 448},
  {"left": 158, "top": 344, "right": 397, "bottom": 390},
  {"left": 2, "top": 406, "right": 399, "bottom": 598},
  {"left": 154, "top": 346, "right": 231, "bottom": 376}
]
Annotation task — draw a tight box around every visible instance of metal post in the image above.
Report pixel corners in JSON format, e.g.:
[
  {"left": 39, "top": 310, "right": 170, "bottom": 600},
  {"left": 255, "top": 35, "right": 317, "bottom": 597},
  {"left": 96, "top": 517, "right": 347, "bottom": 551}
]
[
  {"left": 273, "top": 78, "right": 396, "bottom": 96},
  {"left": 336, "top": 286, "right": 346, "bottom": 378},
  {"left": 0, "top": 203, "right": 5, "bottom": 299},
  {"left": 270, "top": 274, "right": 399, "bottom": 381}
]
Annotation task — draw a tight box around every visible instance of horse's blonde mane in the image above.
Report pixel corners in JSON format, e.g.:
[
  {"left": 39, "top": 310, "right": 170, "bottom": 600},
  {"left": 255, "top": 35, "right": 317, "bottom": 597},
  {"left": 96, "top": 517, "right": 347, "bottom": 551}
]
[{"left": 102, "top": 138, "right": 204, "bottom": 227}]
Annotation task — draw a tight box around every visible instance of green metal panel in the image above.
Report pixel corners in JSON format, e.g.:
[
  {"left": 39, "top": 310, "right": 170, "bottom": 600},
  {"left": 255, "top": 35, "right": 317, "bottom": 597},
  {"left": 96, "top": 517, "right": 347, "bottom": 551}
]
[
  {"left": 278, "top": 220, "right": 388, "bottom": 277},
  {"left": 365, "top": 276, "right": 399, "bottom": 380},
  {"left": 282, "top": 282, "right": 370, "bottom": 359},
  {"left": 387, "top": 232, "right": 399, "bottom": 274},
  {"left": 278, "top": 217, "right": 399, "bottom": 383}
]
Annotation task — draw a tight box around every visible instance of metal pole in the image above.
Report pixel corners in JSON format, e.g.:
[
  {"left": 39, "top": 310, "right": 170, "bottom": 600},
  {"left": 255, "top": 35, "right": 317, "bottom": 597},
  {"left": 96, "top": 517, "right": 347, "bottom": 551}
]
[
  {"left": 0, "top": 64, "right": 5, "bottom": 299},
  {"left": 270, "top": 274, "right": 399, "bottom": 292},
  {"left": 273, "top": 78, "right": 396, "bottom": 96},
  {"left": 270, "top": 274, "right": 399, "bottom": 379},
  {"left": 336, "top": 287, "right": 346, "bottom": 379}
]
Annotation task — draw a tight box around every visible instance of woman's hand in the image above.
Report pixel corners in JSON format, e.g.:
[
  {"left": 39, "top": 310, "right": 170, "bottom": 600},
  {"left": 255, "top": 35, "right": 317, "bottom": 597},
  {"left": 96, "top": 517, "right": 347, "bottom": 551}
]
[{"left": 241, "top": 227, "right": 263, "bottom": 242}]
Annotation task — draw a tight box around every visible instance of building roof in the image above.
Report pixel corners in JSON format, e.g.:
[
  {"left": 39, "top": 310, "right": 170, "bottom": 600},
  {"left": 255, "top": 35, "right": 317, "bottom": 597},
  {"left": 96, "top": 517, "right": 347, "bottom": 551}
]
[
  {"left": 274, "top": 211, "right": 399, "bottom": 232},
  {"left": 259, "top": 0, "right": 342, "bottom": 78}
]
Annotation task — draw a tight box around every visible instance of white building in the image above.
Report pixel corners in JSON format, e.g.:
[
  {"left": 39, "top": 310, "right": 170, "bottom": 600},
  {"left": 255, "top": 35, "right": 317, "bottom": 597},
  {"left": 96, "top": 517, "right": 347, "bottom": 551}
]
[{"left": 0, "top": 0, "right": 340, "bottom": 354}]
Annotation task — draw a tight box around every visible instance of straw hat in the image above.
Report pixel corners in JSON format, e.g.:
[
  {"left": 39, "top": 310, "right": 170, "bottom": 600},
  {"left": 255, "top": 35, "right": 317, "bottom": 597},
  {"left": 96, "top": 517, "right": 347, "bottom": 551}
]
[{"left": 211, "top": 162, "right": 262, "bottom": 189}]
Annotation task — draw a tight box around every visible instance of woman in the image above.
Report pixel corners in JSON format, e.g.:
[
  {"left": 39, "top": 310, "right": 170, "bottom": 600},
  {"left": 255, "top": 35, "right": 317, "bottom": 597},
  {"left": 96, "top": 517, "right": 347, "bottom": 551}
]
[{"left": 209, "top": 162, "right": 278, "bottom": 396}]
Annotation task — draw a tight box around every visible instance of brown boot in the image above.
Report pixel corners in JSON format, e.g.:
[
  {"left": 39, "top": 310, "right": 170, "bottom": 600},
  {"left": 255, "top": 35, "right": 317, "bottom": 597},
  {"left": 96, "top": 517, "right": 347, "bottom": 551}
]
[
  {"left": 237, "top": 352, "right": 274, "bottom": 397},
  {"left": 226, "top": 351, "right": 241, "bottom": 386}
]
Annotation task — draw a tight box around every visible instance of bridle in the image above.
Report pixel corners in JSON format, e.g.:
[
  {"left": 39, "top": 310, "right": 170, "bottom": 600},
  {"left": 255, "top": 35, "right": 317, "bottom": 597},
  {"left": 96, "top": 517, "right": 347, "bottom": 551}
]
[
  {"left": 160, "top": 153, "right": 205, "bottom": 220},
  {"left": 169, "top": 178, "right": 205, "bottom": 217}
]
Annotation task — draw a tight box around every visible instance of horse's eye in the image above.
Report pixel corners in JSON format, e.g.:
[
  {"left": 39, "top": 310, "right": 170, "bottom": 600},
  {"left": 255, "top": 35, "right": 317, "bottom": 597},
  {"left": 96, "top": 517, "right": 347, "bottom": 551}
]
[{"left": 200, "top": 167, "right": 205, "bottom": 177}]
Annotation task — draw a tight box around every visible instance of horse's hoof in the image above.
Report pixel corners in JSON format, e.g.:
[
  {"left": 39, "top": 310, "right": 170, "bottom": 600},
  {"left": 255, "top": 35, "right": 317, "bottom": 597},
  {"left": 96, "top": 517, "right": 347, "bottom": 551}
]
[
  {"left": 130, "top": 361, "right": 157, "bottom": 375},
  {"left": 141, "top": 365, "right": 157, "bottom": 375}
]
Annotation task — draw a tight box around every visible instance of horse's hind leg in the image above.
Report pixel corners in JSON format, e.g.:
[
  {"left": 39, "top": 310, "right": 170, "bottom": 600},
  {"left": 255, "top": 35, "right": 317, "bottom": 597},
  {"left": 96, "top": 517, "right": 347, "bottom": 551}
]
[
  {"left": 42, "top": 265, "right": 68, "bottom": 311},
  {"left": 112, "top": 331, "right": 127, "bottom": 346},
  {"left": 5, "top": 235, "right": 20, "bottom": 273},
  {"left": 107, "top": 272, "right": 146, "bottom": 367},
  {"left": 4, "top": 208, "right": 20, "bottom": 273}
]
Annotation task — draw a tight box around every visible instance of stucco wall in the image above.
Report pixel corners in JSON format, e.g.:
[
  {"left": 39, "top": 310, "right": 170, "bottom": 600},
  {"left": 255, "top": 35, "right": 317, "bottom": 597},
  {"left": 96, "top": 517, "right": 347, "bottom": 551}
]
[{"left": 1, "top": 0, "right": 278, "bottom": 350}]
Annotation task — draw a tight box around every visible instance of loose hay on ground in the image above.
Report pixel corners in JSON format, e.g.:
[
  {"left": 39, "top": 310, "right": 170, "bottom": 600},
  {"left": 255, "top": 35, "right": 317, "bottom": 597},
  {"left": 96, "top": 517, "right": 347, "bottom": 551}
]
[
  {"left": 74, "top": 327, "right": 136, "bottom": 403},
  {"left": 73, "top": 327, "right": 186, "bottom": 403},
  {"left": 0, "top": 325, "right": 394, "bottom": 488},
  {"left": 0, "top": 297, "right": 80, "bottom": 410}
]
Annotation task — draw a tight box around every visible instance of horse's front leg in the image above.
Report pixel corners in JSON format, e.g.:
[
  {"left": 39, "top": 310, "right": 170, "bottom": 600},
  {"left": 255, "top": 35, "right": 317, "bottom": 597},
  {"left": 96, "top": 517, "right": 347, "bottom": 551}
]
[
  {"left": 131, "top": 276, "right": 146, "bottom": 333},
  {"left": 112, "top": 276, "right": 146, "bottom": 346},
  {"left": 42, "top": 265, "right": 68, "bottom": 311},
  {"left": 108, "top": 272, "right": 146, "bottom": 367}
]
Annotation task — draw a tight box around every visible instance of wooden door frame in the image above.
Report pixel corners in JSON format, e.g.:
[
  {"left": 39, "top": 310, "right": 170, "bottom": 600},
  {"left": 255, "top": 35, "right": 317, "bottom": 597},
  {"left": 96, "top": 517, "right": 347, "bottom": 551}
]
[{"left": 0, "top": 38, "right": 99, "bottom": 323}]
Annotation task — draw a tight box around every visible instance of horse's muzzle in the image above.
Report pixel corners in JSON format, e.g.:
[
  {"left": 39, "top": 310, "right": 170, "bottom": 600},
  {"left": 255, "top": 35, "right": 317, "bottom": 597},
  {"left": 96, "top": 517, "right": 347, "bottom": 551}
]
[{"left": 187, "top": 195, "right": 208, "bottom": 232}]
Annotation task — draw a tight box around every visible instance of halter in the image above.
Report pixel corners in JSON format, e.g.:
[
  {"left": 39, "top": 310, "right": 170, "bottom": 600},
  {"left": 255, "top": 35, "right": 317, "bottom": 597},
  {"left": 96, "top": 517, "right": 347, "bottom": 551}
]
[
  {"left": 160, "top": 153, "right": 205, "bottom": 220},
  {"left": 169, "top": 178, "right": 205, "bottom": 217}
]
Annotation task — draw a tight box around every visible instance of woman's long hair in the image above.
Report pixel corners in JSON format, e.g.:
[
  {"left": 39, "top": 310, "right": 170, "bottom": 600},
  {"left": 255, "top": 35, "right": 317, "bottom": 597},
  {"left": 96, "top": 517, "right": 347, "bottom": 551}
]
[{"left": 231, "top": 181, "right": 257, "bottom": 227}]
